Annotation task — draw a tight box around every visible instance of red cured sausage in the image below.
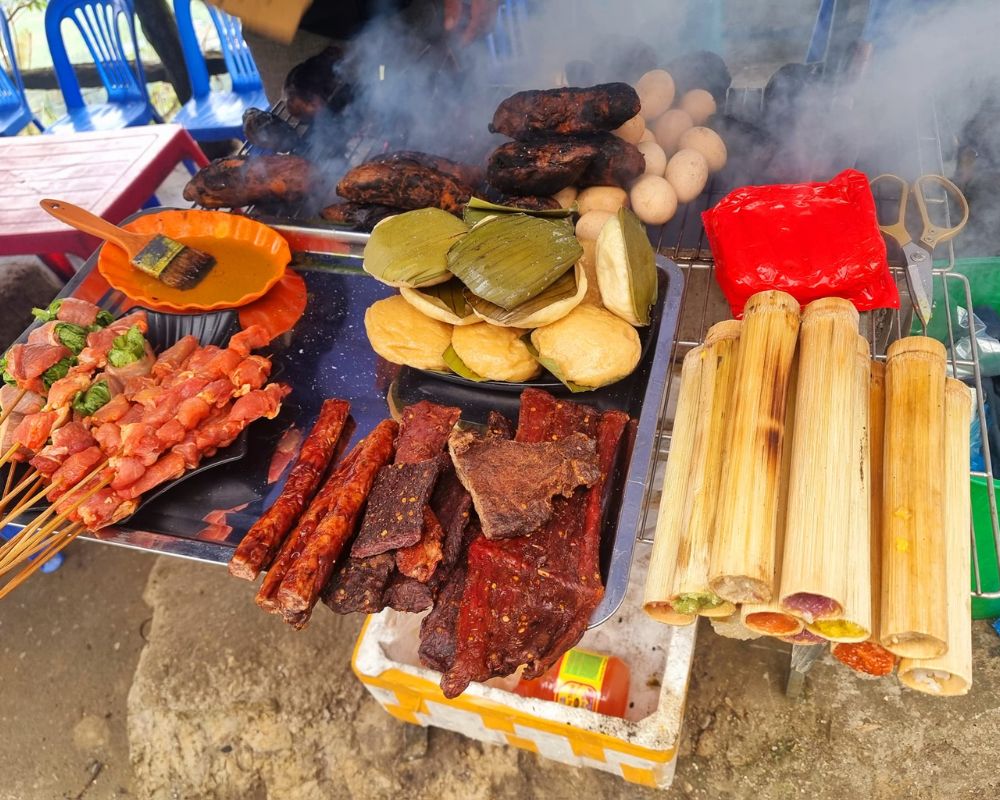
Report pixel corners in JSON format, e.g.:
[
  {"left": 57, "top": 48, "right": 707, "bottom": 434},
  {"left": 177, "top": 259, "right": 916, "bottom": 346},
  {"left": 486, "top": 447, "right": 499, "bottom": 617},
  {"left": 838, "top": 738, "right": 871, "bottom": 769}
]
[
  {"left": 229, "top": 399, "right": 351, "bottom": 581},
  {"left": 274, "top": 418, "right": 397, "bottom": 627}
]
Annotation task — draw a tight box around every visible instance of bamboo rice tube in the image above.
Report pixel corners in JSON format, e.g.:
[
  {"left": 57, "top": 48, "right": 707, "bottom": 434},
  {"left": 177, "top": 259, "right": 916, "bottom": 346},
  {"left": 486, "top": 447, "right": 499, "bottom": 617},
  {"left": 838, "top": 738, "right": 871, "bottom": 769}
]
[
  {"left": 743, "top": 351, "right": 803, "bottom": 637},
  {"left": 898, "top": 378, "right": 973, "bottom": 695},
  {"left": 781, "top": 628, "right": 825, "bottom": 645},
  {"left": 831, "top": 360, "right": 898, "bottom": 675},
  {"left": 779, "top": 298, "right": 866, "bottom": 628},
  {"left": 710, "top": 290, "right": 800, "bottom": 603},
  {"left": 643, "top": 346, "right": 703, "bottom": 626},
  {"left": 669, "top": 320, "right": 740, "bottom": 618},
  {"left": 805, "top": 334, "right": 873, "bottom": 642},
  {"left": 880, "top": 336, "right": 948, "bottom": 659}
]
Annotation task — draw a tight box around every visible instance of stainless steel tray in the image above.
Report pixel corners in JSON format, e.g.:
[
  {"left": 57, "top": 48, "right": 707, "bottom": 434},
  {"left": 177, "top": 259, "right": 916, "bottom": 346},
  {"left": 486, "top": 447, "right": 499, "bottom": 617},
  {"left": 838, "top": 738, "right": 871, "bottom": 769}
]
[{"left": 8, "top": 216, "right": 683, "bottom": 626}]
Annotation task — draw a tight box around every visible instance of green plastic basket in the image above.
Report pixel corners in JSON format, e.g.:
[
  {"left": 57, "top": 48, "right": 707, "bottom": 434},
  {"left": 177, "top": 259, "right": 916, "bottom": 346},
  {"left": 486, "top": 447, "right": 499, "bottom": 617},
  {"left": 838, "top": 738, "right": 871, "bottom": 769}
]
[{"left": 918, "top": 259, "right": 1000, "bottom": 617}]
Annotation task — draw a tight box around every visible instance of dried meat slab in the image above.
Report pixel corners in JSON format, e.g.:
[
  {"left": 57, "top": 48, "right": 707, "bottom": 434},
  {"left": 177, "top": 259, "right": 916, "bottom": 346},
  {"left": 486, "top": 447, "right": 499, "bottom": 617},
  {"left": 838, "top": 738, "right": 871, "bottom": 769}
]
[
  {"left": 395, "top": 506, "right": 444, "bottom": 582},
  {"left": 384, "top": 573, "right": 434, "bottom": 613},
  {"left": 351, "top": 457, "right": 444, "bottom": 558},
  {"left": 448, "top": 429, "right": 600, "bottom": 540},
  {"left": 395, "top": 400, "right": 461, "bottom": 464},
  {"left": 322, "top": 552, "right": 395, "bottom": 614},
  {"left": 437, "top": 389, "right": 629, "bottom": 698}
]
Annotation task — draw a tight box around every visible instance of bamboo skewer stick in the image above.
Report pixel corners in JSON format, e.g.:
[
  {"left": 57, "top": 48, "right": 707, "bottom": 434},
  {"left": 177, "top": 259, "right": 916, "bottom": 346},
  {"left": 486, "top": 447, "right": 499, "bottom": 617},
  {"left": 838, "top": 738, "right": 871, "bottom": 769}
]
[
  {"left": 0, "top": 389, "right": 26, "bottom": 427},
  {"left": 669, "top": 320, "right": 741, "bottom": 618},
  {"left": 2, "top": 464, "right": 15, "bottom": 501},
  {"left": 0, "top": 523, "right": 84, "bottom": 600},
  {"left": 0, "top": 478, "right": 107, "bottom": 573},
  {"left": 710, "top": 290, "right": 801, "bottom": 603},
  {"left": 881, "top": 337, "right": 949, "bottom": 659},
  {"left": 831, "top": 360, "right": 898, "bottom": 675},
  {"left": 898, "top": 379, "right": 973, "bottom": 695},
  {"left": 805, "top": 335, "right": 873, "bottom": 642},
  {"left": 779, "top": 298, "right": 862, "bottom": 625},
  {"left": 0, "top": 477, "right": 56, "bottom": 530},
  {"left": 0, "top": 442, "right": 21, "bottom": 470},
  {"left": 0, "top": 470, "right": 40, "bottom": 515},
  {"left": 643, "top": 346, "right": 703, "bottom": 626},
  {"left": 743, "top": 353, "right": 804, "bottom": 637}
]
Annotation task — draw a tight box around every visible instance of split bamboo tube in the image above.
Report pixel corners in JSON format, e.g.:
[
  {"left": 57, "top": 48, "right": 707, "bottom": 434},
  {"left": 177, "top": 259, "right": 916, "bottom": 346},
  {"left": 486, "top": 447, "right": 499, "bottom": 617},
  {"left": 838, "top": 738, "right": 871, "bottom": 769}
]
[
  {"left": 778, "top": 298, "right": 862, "bottom": 624},
  {"left": 742, "top": 353, "right": 803, "bottom": 637},
  {"left": 880, "top": 336, "right": 948, "bottom": 659},
  {"left": 805, "top": 334, "right": 873, "bottom": 642},
  {"left": 898, "top": 379, "right": 973, "bottom": 695},
  {"left": 710, "top": 610, "right": 763, "bottom": 641},
  {"left": 831, "top": 360, "right": 898, "bottom": 675},
  {"left": 710, "top": 290, "right": 801, "bottom": 603},
  {"left": 666, "top": 320, "right": 740, "bottom": 618},
  {"left": 643, "top": 346, "right": 702, "bottom": 626}
]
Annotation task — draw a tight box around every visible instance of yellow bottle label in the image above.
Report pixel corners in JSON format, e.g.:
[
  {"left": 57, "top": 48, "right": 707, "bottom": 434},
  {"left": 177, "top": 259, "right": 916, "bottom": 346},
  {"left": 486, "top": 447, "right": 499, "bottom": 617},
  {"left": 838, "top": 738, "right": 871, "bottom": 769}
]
[{"left": 554, "top": 649, "right": 608, "bottom": 711}]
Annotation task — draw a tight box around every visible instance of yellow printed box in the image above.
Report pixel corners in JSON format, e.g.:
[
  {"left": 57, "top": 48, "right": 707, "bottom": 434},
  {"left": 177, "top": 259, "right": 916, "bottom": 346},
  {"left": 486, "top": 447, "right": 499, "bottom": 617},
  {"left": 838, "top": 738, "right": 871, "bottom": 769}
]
[{"left": 351, "top": 546, "right": 695, "bottom": 789}]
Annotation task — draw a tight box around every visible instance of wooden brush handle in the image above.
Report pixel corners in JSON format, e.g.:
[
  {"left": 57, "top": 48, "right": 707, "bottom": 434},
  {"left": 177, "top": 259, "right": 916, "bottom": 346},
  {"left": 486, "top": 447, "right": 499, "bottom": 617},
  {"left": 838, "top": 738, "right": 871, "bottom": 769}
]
[{"left": 39, "top": 199, "right": 148, "bottom": 257}]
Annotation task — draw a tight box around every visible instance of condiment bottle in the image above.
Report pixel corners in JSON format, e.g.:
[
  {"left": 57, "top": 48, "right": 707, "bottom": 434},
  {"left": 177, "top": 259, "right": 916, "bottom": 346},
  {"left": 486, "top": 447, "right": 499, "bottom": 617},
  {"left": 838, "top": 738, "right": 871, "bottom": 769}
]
[{"left": 514, "top": 648, "right": 630, "bottom": 717}]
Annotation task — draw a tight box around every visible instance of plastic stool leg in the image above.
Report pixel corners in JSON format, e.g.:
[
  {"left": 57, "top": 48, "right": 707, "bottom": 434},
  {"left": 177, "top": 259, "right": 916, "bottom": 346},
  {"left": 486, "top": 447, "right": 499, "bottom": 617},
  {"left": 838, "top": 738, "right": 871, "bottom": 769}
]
[
  {"left": 142, "top": 194, "right": 161, "bottom": 209},
  {"left": 39, "top": 253, "right": 76, "bottom": 282}
]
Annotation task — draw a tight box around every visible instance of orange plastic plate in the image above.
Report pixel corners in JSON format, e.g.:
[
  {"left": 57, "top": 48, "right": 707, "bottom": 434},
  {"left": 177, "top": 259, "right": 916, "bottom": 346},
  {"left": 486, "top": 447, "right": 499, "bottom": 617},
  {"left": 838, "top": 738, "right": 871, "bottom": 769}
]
[{"left": 97, "top": 210, "right": 290, "bottom": 312}]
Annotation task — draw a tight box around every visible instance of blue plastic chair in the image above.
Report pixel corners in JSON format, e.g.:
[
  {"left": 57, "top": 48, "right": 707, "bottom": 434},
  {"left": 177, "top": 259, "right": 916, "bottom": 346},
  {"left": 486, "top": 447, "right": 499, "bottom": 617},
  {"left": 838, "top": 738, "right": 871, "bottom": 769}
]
[
  {"left": 171, "top": 0, "right": 267, "bottom": 141},
  {"left": 1, "top": 11, "right": 43, "bottom": 135},
  {"left": 44, "top": 0, "right": 162, "bottom": 135}
]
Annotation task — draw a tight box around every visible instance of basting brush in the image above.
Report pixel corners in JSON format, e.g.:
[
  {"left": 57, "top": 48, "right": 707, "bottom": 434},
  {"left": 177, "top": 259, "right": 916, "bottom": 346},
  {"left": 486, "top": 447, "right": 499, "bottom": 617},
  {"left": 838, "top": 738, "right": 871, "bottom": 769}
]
[{"left": 40, "top": 199, "right": 216, "bottom": 289}]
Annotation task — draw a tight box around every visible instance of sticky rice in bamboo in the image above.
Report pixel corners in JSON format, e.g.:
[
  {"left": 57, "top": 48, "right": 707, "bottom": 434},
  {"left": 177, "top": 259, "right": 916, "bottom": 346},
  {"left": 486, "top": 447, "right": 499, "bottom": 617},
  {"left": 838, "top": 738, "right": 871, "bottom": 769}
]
[{"left": 710, "top": 290, "right": 800, "bottom": 603}]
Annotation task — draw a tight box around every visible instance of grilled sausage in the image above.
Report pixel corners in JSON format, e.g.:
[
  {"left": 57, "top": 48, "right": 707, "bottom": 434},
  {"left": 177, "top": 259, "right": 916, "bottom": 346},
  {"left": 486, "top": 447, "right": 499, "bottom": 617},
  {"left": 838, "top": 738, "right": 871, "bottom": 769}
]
[
  {"left": 274, "top": 418, "right": 397, "bottom": 626},
  {"left": 229, "top": 399, "right": 351, "bottom": 581}
]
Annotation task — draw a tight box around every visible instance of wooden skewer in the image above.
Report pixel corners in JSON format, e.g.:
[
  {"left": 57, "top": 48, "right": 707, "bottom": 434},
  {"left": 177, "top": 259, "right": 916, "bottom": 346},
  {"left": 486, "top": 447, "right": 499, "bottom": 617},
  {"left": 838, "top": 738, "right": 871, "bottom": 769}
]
[
  {"left": 0, "top": 389, "right": 26, "bottom": 428},
  {"left": 1, "top": 464, "right": 106, "bottom": 551},
  {"left": 0, "top": 470, "right": 40, "bottom": 514},
  {"left": 0, "top": 443, "right": 21, "bottom": 470},
  {"left": 0, "top": 524, "right": 84, "bottom": 600},
  {"left": 0, "top": 478, "right": 107, "bottom": 572},
  {"left": 2, "top": 465, "right": 15, "bottom": 501},
  {"left": 0, "top": 477, "right": 56, "bottom": 529}
]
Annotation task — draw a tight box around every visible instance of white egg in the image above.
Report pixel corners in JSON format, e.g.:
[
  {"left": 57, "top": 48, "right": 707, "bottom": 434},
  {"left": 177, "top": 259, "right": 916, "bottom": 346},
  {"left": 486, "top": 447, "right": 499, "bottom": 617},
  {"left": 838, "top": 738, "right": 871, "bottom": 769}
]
[
  {"left": 612, "top": 113, "right": 645, "bottom": 144},
  {"left": 665, "top": 148, "right": 709, "bottom": 203},
  {"left": 628, "top": 174, "right": 678, "bottom": 225},
  {"left": 639, "top": 128, "right": 656, "bottom": 143},
  {"left": 553, "top": 186, "right": 578, "bottom": 209},
  {"left": 678, "top": 126, "right": 728, "bottom": 172},
  {"left": 679, "top": 89, "right": 717, "bottom": 125},
  {"left": 652, "top": 108, "right": 694, "bottom": 156},
  {"left": 577, "top": 186, "right": 628, "bottom": 215},
  {"left": 575, "top": 209, "right": 615, "bottom": 241},
  {"left": 636, "top": 69, "right": 675, "bottom": 120},
  {"left": 637, "top": 140, "right": 667, "bottom": 176}
]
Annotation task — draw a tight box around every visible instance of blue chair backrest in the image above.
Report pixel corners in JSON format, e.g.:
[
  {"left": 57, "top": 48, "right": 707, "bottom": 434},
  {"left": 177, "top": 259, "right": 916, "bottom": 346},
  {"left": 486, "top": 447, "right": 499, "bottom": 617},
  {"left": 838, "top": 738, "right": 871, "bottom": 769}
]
[
  {"left": 174, "top": 0, "right": 263, "bottom": 98},
  {"left": 44, "top": 0, "right": 149, "bottom": 111},
  {"left": 0, "top": 11, "right": 29, "bottom": 114}
]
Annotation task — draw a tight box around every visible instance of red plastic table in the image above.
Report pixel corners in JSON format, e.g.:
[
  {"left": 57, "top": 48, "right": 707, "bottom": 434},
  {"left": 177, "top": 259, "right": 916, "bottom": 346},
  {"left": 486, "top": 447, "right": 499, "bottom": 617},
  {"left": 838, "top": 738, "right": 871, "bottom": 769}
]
[{"left": 0, "top": 125, "right": 208, "bottom": 279}]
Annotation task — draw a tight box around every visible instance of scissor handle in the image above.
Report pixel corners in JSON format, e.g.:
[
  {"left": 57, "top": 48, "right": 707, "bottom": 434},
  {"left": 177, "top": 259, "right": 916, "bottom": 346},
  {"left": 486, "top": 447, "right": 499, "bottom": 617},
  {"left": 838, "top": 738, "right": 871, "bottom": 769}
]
[
  {"left": 912, "top": 174, "right": 970, "bottom": 249},
  {"left": 870, "top": 173, "right": 912, "bottom": 247}
]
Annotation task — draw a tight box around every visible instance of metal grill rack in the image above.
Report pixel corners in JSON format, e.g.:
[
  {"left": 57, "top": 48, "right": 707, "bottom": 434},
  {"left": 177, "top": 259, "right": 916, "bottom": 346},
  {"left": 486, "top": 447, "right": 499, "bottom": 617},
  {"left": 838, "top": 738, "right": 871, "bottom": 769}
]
[{"left": 635, "top": 88, "right": 1000, "bottom": 603}]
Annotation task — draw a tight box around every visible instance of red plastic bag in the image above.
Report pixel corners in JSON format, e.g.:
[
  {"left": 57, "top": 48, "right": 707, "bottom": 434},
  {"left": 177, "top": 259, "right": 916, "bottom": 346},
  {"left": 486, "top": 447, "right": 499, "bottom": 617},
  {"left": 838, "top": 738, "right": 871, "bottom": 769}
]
[{"left": 702, "top": 169, "right": 898, "bottom": 317}]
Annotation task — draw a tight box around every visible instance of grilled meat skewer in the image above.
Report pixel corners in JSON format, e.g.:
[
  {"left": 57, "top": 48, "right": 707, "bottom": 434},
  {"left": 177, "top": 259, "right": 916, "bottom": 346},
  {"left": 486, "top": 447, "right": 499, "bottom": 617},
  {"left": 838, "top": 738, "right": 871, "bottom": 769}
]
[
  {"left": 336, "top": 162, "right": 473, "bottom": 215},
  {"left": 486, "top": 139, "right": 602, "bottom": 196}
]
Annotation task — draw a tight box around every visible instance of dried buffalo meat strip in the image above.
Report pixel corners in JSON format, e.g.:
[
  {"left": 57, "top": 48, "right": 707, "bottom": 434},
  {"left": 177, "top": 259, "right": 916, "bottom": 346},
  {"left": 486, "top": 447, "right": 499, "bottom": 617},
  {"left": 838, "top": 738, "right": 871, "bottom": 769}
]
[
  {"left": 448, "top": 429, "right": 600, "bottom": 539},
  {"left": 384, "top": 574, "right": 434, "bottom": 613},
  {"left": 395, "top": 506, "right": 444, "bottom": 582},
  {"left": 429, "top": 466, "right": 473, "bottom": 576},
  {"left": 489, "top": 83, "right": 640, "bottom": 140},
  {"left": 349, "top": 457, "right": 444, "bottom": 558},
  {"left": 230, "top": 399, "right": 350, "bottom": 581},
  {"left": 395, "top": 401, "right": 461, "bottom": 464},
  {"left": 322, "top": 552, "right": 395, "bottom": 614},
  {"left": 336, "top": 162, "right": 473, "bottom": 215},
  {"left": 274, "top": 419, "right": 398, "bottom": 626},
  {"left": 438, "top": 390, "right": 629, "bottom": 698}
]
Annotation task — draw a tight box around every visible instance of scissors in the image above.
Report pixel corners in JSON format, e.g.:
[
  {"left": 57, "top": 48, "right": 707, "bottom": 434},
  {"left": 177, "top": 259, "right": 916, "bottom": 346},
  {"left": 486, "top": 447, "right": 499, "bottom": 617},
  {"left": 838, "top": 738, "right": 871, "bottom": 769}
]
[{"left": 870, "top": 173, "right": 969, "bottom": 330}]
